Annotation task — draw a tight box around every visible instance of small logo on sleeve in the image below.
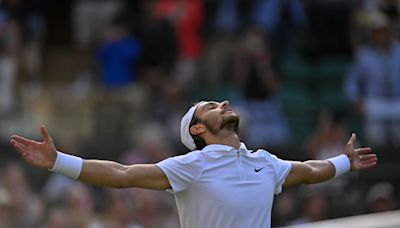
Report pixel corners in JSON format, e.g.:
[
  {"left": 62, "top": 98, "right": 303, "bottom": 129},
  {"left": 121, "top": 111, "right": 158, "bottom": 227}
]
[{"left": 254, "top": 167, "right": 265, "bottom": 172}]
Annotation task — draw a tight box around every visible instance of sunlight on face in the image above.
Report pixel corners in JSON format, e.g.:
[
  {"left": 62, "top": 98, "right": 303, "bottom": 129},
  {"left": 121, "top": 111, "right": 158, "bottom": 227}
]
[{"left": 194, "top": 101, "right": 240, "bottom": 135}]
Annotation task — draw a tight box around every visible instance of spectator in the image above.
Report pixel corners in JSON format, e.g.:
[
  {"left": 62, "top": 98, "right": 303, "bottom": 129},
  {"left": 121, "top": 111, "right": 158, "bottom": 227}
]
[
  {"left": 2, "top": 163, "right": 44, "bottom": 227},
  {"left": 0, "top": 187, "right": 11, "bottom": 227},
  {"left": 102, "top": 189, "right": 144, "bottom": 227},
  {"left": 64, "top": 183, "right": 102, "bottom": 227},
  {"left": 42, "top": 206, "right": 70, "bottom": 228},
  {"left": 155, "top": 0, "right": 204, "bottom": 85},
  {"left": 139, "top": 1, "right": 178, "bottom": 75},
  {"left": 0, "top": 1, "right": 21, "bottom": 116},
  {"left": 272, "top": 190, "right": 296, "bottom": 227},
  {"left": 289, "top": 191, "right": 328, "bottom": 225},
  {"left": 366, "top": 182, "right": 396, "bottom": 213},
  {"left": 345, "top": 10, "right": 400, "bottom": 147},
  {"left": 305, "top": 110, "right": 348, "bottom": 160},
  {"left": 120, "top": 122, "right": 174, "bottom": 164},
  {"left": 72, "top": 0, "right": 123, "bottom": 47},
  {"left": 251, "top": 0, "right": 308, "bottom": 56},
  {"left": 304, "top": 110, "right": 354, "bottom": 195},
  {"left": 97, "top": 16, "right": 142, "bottom": 89},
  {"left": 214, "top": 0, "right": 240, "bottom": 35},
  {"left": 234, "top": 28, "right": 289, "bottom": 148}
]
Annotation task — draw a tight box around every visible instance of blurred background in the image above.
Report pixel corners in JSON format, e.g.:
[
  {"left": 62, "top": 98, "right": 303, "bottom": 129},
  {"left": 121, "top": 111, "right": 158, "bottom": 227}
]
[{"left": 0, "top": 0, "right": 399, "bottom": 227}]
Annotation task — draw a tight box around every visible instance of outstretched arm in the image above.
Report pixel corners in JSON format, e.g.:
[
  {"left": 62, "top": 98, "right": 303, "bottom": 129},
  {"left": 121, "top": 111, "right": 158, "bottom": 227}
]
[
  {"left": 10, "top": 126, "right": 171, "bottom": 190},
  {"left": 283, "top": 133, "right": 377, "bottom": 187}
]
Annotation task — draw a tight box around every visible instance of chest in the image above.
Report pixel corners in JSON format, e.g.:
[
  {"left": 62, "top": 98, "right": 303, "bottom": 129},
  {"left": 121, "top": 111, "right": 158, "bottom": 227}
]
[{"left": 189, "top": 155, "right": 276, "bottom": 209}]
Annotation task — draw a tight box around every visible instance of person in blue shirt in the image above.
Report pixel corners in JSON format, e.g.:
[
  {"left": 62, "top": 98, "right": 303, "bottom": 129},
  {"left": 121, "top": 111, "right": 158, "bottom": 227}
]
[
  {"left": 345, "top": 11, "right": 400, "bottom": 147},
  {"left": 97, "top": 17, "right": 142, "bottom": 88}
]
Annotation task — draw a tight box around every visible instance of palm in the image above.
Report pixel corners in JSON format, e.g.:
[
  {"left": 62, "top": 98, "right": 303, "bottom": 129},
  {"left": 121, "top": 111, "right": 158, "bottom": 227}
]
[
  {"left": 10, "top": 126, "right": 57, "bottom": 169},
  {"left": 344, "top": 133, "right": 378, "bottom": 171}
]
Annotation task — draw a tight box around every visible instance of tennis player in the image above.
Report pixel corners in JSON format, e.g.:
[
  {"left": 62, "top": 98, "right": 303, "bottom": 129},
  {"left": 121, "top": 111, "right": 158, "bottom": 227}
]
[{"left": 10, "top": 100, "right": 377, "bottom": 228}]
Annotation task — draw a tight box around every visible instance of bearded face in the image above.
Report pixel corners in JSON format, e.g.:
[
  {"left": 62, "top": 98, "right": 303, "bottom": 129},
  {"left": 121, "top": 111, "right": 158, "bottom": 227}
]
[
  {"left": 202, "top": 112, "right": 240, "bottom": 135},
  {"left": 189, "top": 101, "right": 241, "bottom": 143}
]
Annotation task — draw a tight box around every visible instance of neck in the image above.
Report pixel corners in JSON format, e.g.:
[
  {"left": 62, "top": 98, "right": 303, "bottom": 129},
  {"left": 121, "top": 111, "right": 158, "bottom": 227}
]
[{"left": 204, "top": 131, "right": 241, "bottom": 149}]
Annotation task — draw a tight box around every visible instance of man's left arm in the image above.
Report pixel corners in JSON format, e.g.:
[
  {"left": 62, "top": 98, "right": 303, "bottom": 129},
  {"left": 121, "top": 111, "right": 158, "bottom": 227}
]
[{"left": 283, "top": 133, "right": 377, "bottom": 187}]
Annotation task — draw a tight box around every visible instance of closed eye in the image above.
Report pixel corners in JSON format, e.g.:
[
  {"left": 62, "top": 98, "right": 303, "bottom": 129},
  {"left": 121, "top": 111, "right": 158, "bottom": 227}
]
[
  {"left": 204, "top": 102, "right": 219, "bottom": 111},
  {"left": 208, "top": 104, "right": 218, "bottom": 110}
]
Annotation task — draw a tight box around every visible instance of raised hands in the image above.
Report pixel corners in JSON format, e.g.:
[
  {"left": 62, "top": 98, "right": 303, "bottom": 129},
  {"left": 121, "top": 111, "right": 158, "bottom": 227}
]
[
  {"left": 10, "top": 126, "right": 57, "bottom": 170},
  {"left": 345, "top": 133, "right": 378, "bottom": 171}
]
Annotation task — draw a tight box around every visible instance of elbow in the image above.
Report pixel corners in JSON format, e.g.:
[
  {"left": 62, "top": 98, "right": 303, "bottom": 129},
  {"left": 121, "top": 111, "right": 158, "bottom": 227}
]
[{"left": 112, "top": 166, "right": 132, "bottom": 189}]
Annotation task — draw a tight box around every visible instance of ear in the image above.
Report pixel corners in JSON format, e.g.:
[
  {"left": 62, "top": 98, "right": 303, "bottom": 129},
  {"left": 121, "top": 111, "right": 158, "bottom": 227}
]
[{"left": 190, "top": 124, "right": 206, "bottom": 136}]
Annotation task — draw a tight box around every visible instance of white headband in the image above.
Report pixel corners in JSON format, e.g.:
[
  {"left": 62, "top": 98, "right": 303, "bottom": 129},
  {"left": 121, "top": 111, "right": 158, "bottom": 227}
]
[{"left": 180, "top": 103, "right": 201, "bottom": 150}]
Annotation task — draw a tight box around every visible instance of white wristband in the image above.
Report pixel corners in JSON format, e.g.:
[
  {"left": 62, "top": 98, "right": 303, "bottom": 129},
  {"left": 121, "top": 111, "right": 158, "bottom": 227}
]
[
  {"left": 327, "top": 154, "right": 351, "bottom": 178},
  {"left": 48, "top": 151, "right": 83, "bottom": 179}
]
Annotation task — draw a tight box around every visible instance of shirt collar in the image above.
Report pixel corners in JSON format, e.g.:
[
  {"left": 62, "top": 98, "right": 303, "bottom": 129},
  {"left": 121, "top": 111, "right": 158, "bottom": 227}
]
[{"left": 201, "top": 142, "right": 249, "bottom": 154}]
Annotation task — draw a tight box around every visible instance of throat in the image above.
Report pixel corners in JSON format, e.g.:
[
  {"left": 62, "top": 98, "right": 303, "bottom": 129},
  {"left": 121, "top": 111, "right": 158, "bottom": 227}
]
[{"left": 206, "top": 132, "right": 241, "bottom": 149}]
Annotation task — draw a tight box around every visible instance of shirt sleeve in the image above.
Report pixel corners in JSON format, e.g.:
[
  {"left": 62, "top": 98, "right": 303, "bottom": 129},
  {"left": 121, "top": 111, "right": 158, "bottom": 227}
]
[
  {"left": 156, "top": 151, "right": 203, "bottom": 193},
  {"left": 264, "top": 153, "right": 292, "bottom": 195}
]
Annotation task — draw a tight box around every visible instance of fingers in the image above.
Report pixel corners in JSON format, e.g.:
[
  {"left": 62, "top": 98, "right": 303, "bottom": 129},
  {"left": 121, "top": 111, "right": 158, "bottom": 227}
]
[
  {"left": 360, "top": 157, "right": 378, "bottom": 168},
  {"left": 10, "top": 135, "right": 35, "bottom": 146},
  {"left": 361, "top": 154, "right": 377, "bottom": 160},
  {"left": 360, "top": 161, "right": 377, "bottom": 169},
  {"left": 346, "top": 133, "right": 356, "bottom": 147},
  {"left": 10, "top": 139, "right": 28, "bottom": 155},
  {"left": 11, "top": 126, "right": 52, "bottom": 145},
  {"left": 358, "top": 153, "right": 378, "bottom": 170},
  {"left": 355, "top": 147, "right": 372, "bottom": 154},
  {"left": 10, "top": 139, "right": 27, "bottom": 150},
  {"left": 40, "top": 125, "right": 52, "bottom": 143}
]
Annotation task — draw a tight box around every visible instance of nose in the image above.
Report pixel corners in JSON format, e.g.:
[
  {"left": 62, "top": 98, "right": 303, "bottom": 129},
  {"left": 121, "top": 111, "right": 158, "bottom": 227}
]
[{"left": 221, "top": 100, "right": 230, "bottom": 108}]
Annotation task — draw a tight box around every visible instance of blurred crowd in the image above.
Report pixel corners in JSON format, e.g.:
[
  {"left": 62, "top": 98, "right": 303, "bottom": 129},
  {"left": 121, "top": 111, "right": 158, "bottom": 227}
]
[{"left": 0, "top": 0, "right": 399, "bottom": 227}]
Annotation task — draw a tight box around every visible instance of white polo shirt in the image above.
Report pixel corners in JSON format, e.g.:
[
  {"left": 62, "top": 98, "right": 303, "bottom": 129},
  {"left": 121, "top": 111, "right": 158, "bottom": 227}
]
[{"left": 156, "top": 143, "right": 292, "bottom": 228}]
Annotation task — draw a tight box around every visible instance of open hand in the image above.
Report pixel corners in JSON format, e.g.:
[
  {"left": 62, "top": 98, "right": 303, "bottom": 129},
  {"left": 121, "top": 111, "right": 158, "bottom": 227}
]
[
  {"left": 345, "top": 133, "right": 378, "bottom": 171},
  {"left": 10, "top": 126, "right": 57, "bottom": 169}
]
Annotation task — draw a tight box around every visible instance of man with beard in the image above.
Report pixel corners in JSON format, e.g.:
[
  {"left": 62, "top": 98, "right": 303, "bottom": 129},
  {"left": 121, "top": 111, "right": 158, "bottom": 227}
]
[{"left": 10, "top": 100, "right": 377, "bottom": 228}]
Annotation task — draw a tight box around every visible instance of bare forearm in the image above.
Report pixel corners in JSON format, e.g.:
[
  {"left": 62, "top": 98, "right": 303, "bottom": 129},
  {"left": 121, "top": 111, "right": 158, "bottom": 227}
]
[
  {"left": 303, "top": 160, "right": 335, "bottom": 184},
  {"left": 79, "top": 160, "right": 131, "bottom": 188},
  {"left": 78, "top": 160, "right": 170, "bottom": 190},
  {"left": 284, "top": 160, "right": 336, "bottom": 187}
]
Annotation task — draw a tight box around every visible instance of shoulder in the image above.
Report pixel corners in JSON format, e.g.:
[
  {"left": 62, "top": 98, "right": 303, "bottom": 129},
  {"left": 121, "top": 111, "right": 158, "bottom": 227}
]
[
  {"left": 170, "top": 150, "right": 203, "bottom": 164},
  {"left": 250, "top": 149, "right": 289, "bottom": 165},
  {"left": 250, "top": 149, "right": 276, "bottom": 159},
  {"left": 156, "top": 150, "right": 204, "bottom": 174}
]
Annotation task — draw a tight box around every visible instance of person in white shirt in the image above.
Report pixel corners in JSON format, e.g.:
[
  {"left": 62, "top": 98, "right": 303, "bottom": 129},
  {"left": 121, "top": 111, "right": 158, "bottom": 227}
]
[{"left": 10, "top": 100, "right": 377, "bottom": 228}]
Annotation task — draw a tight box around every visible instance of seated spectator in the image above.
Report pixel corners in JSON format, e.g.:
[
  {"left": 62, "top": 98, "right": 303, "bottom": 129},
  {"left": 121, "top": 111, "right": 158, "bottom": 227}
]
[
  {"left": 305, "top": 110, "right": 348, "bottom": 160},
  {"left": 289, "top": 191, "right": 328, "bottom": 225},
  {"left": 2, "top": 163, "right": 43, "bottom": 227},
  {"left": 366, "top": 182, "right": 396, "bottom": 213},
  {"left": 304, "top": 110, "right": 353, "bottom": 195},
  {"left": 233, "top": 28, "right": 289, "bottom": 148}
]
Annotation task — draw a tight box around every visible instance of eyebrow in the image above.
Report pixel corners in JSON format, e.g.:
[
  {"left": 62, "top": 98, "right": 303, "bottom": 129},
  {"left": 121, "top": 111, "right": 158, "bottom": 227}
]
[{"left": 201, "top": 101, "right": 219, "bottom": 111}]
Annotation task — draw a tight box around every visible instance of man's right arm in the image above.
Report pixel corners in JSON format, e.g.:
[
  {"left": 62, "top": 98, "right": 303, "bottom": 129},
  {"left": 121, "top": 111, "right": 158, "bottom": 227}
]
[
  {"left": 10, "top": 126, "right": 171, "bottom": 190},
  {"left": 80, "top": 160, "right": 170, "bottom": 190}
]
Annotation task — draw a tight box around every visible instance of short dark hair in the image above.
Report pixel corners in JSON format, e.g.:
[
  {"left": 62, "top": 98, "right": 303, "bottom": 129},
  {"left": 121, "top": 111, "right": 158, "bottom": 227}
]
[{"left": 189, "top": 115, "right": 207, "bottom": 150}]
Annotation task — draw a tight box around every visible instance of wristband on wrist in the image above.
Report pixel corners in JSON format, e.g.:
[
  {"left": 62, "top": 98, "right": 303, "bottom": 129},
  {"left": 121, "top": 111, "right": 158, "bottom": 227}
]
[
  {"left": 327, "top": 154, "right": 351, "bottom": 178},
  {"left": 48, "top": 151, "right": 83, "bottom": 179}
]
